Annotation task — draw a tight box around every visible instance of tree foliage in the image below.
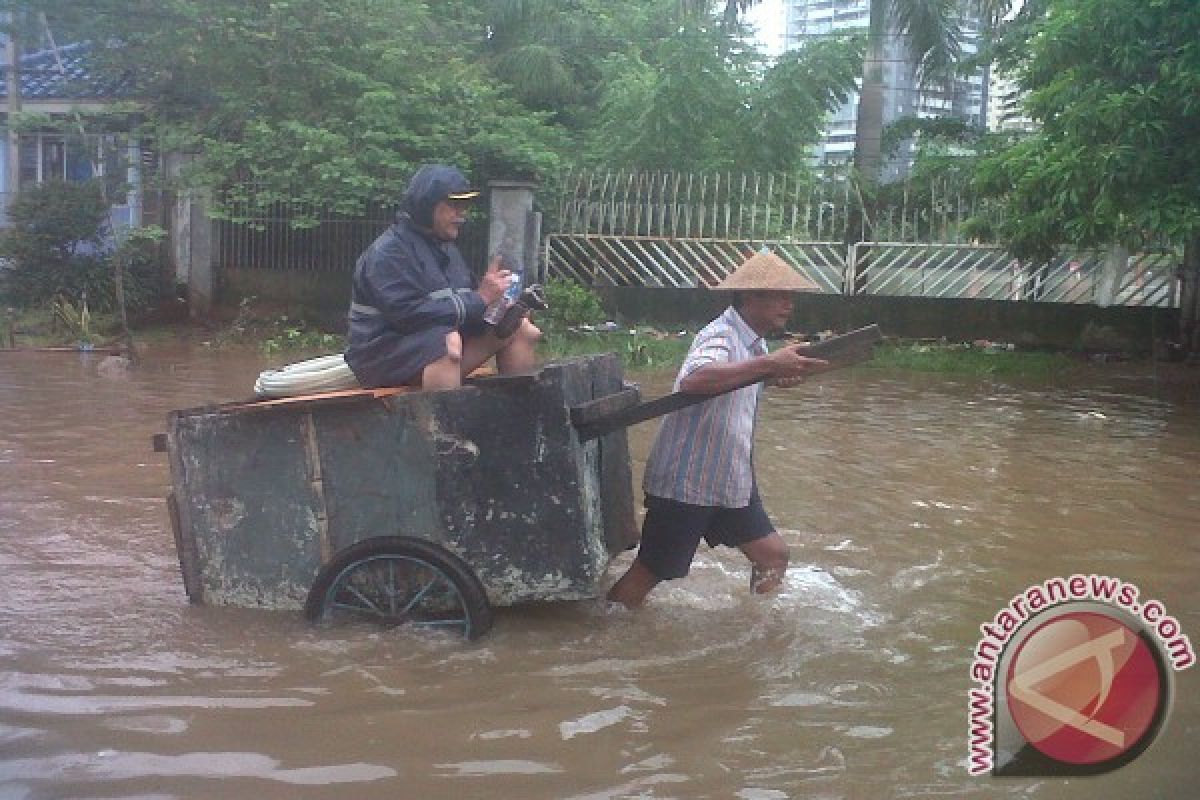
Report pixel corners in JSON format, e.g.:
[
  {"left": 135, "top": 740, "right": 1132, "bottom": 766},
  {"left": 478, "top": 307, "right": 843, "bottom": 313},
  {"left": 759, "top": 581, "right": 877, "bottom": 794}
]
[
  {"left": 589, "top": 27, "right": 861, "bottom": 174},
  {"left": 18, "top": 0, "right": 566, "bottom": 221},
  {"left": 870, "top": 127, "right": 1019, "bottom": 243},
  {"left": 10, "top": 0, "right": 874, "bottom": 218},
  {"left": 747, "top": 34, "right": 865, "bottom": 172},
  {"left": 479, "top": 0, "right": 683, "bottom": 128},
  {"left": 977, "top": 0, "right": 1200, "bottom": 259},
  {"left": 587, "top": 29, "right": 750, "bottom": 172}
]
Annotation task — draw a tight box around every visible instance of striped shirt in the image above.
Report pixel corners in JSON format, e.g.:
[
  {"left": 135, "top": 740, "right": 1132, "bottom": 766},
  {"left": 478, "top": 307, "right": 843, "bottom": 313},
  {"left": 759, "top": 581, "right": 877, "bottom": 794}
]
[{"left": 642, "top": 306, "right": 767, "bottom": 507}]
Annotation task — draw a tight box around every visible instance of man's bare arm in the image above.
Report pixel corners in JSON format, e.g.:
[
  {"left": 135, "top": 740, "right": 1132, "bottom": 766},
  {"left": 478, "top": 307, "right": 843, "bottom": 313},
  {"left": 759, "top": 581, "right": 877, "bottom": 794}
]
[{"left": 678, "top": 345, "right": 827, "bottom": 395}]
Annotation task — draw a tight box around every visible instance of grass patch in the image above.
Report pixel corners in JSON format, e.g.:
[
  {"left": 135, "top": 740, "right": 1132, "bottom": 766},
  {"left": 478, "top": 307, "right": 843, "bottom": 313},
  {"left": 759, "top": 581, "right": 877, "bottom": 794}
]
[
  {"left": 866, "top": 342, "right": 1078, "bottom": 378},
  {"left": 538, "top": 324, "right": 691, "bottom": 369},
  {"left": 204, "top": 296, "right": 343, "bottom": 354},
  {"left": 2, "top": 305, "right": 124, "bottom": 349}
]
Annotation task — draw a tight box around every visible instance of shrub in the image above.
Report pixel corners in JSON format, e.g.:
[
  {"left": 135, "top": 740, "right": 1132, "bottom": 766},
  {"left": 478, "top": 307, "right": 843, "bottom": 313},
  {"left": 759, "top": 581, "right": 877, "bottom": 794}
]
[
  {"left": 0, "top": 181, "right": 165, "bottom": 314},
  {"left": 542, "top": 278, "right": 606, "bottom": 329},
  {"left": 959, "top": 216, "right": 997, "bottom": 244},
  {"left": 113, "top": 225, "right": 170, "bottom": 314},
  {"left": 0, "top": 180, "right": 107, "bottom": 307}
]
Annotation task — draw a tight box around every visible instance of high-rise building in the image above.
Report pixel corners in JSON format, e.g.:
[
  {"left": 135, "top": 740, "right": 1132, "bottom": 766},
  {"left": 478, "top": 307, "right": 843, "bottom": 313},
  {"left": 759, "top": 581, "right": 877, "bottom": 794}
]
[
  {"left": 782, "top": 0, "right": 987, "bottom": 180},
  {"left": 986, "top": 68, "right": 1036, "bottom": 133}
]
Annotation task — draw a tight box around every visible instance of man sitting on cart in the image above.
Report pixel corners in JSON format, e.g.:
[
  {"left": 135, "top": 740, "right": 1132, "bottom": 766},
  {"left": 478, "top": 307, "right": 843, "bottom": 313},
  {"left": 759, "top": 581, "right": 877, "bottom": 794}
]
[
  {"left": 607, "top": 251, "right": 827, "bottom": 608},
  {"left": 345, "top": 164, "right": 541, "bottom": 390}
]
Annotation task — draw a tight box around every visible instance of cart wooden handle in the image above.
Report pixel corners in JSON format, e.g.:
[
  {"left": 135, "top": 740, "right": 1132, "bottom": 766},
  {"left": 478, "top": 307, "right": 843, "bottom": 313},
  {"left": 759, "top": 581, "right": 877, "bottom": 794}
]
[{"left": 571, "top": 324, "right": 882, "bottom": 441}]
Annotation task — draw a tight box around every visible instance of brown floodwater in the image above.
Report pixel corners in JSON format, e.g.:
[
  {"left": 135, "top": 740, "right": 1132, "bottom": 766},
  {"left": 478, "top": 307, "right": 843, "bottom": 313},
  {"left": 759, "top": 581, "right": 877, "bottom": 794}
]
[{"left": 1, "top": 347, "right": 1197, "bottom": 799}]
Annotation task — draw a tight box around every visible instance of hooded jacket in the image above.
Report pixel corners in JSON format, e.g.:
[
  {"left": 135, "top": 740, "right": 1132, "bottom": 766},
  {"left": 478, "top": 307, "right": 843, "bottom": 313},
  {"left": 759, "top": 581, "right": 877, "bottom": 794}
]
[{"left": 344, "top": 165, "right": 486, "bottom": 388}]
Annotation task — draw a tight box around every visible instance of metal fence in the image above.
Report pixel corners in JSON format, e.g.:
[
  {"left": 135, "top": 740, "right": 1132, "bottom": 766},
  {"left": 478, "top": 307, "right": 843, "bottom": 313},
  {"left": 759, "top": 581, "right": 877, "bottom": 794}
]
[
  {"left": 545, "top": 235, "right": 1179, "bottom": 308},
  {"left": 847, "top": 244, "right": 1178, "bottom": 306},
  {"left": 213, "top": 198, "right": 491, "bottom": 274},
  {"left": 214, "top": 205, "right": 393, "bottom": 273},
  {"left": 546, "top": 235, "right": 847, "bottom": 293},
  {"left": 543, "top": 170, "right": 1180, "bottom": 308},
  {"left": 546, "top": 167, "right": 1001, "bottom": 245},
  {"left": 206, "top": 170, "right": 1180, "bottom": 309}
]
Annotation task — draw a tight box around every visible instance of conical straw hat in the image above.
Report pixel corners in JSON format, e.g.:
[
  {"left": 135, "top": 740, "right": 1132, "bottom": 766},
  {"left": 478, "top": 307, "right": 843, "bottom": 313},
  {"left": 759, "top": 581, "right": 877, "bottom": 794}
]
[{"left": 712, "top": 251, "right": 819, "bottom": 292}]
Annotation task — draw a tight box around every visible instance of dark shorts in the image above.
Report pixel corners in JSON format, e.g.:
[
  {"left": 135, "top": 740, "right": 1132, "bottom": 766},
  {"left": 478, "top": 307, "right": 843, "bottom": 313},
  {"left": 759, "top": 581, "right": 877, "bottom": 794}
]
[
  {"left": 346, "top": 319, "right": 490, "bottom": 388},
  {"left": 636, "top": 489, "right": 775, "bottom": 580}
]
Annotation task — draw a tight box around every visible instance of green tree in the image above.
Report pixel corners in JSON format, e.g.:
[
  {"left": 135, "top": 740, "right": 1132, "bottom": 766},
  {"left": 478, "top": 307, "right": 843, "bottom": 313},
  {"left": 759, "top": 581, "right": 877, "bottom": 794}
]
[
  {"left": 589, "top": 27, "right": 860, "bottom": 173},
  {"left": 0, "top": 180, "right": 163, "bottom": 313},
  {"left": 977, "top": 0, "right": 1200, "bottom": 353},
  {"left": 587, "top": 29, "right": 749, "bottom": 172},
  {"left": 477, "top": 0, "right": 784, "bottom": 132},
  {"left": 871, "top": 117, "right": 985, "bottom": 241},
  {"left": 16, "top": 0, "right": 566, "bottom": 222},
  {"left": 479, "top": 0, "right": 682, "bottom": 131}
]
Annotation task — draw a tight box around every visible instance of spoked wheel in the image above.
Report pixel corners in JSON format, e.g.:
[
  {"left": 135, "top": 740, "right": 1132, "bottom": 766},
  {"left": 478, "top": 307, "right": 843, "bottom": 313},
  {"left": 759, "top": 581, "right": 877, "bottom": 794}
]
[{"left": 305, "top": 537, "right": 492, "bottom": 640}]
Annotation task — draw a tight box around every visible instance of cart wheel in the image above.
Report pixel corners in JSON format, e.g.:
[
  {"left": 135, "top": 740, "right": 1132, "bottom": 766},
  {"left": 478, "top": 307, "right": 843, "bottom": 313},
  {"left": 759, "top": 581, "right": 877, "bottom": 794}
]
[{"left": 305, "top": 537, "right": 492, "bottom": 640}]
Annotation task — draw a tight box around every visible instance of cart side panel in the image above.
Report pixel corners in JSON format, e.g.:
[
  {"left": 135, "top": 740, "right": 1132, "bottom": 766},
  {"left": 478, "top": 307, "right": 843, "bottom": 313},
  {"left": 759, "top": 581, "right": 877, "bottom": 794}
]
[
  {"left": 310, "top": 399, "right": 442, "bottom": 560},
  {"left": 429, "top": 374, "right": 602, "bottom": 604},
  {"left": 169, "top": 411, "right": 324, "bottom": 609},
  {"left": 544, "top": 354, "right": 638, "bottom": 573},
  {"left": 554, "top": 359, "right": 610, "bottom": 578},
  {"left": 588, "top": 356, "right": 640, "bottom": 556}
]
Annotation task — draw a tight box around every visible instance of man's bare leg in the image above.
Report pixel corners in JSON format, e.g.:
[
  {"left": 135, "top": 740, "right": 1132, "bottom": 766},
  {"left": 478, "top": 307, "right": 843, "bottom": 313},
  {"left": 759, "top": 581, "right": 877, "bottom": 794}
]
[
  {"left": 739, "top": 532, "right": 789, "bottom": 594},
  {"left": 606, "top": 558, "right": 660, "bottom": 609},
  {"left": 495, "top": 319, "right": 541, "bottom": 374},
  {"left": 461, "top": 319, "right": 542, "bottom": 377},
  {"left": 421, "top": 332, "right": 465, "bottom": 390},
  {"left": 422, "top": 321, "right": 541, "bottom": 390}
]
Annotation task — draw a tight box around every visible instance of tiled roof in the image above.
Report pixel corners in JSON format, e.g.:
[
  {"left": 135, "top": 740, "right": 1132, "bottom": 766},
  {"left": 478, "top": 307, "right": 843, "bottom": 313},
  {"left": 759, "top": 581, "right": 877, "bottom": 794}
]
[{"left": 0, "top": 41, "right": 131, "bottom": 102}]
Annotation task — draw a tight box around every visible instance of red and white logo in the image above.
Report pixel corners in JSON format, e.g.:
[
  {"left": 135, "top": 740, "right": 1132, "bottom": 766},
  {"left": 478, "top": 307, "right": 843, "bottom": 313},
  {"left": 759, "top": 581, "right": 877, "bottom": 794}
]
[{"left": 1005, "top": 611, "right": 1165, "bottom": 768}]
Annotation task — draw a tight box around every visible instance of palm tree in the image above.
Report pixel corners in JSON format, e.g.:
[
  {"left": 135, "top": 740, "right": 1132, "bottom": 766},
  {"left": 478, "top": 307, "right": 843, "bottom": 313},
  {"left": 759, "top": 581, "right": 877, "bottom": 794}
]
[
  {"left": 854, "top": 0, "right": 1013, "bottom": 185},
  {"left": 846, "top": 0, "right": 1010, "bottom": 291}
]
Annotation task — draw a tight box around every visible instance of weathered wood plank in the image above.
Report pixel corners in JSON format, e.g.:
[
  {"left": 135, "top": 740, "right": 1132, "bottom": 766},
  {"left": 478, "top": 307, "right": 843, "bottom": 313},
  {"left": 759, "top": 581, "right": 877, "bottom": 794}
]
[{"left": 569, "top": 387, "right": 640, "bottom": 426}]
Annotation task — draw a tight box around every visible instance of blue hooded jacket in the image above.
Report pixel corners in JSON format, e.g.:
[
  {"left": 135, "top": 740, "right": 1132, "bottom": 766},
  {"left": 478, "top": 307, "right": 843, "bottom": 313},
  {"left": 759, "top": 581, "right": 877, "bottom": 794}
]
[{"left": 344, "top": 165, "right": 486, "bottom": 388}]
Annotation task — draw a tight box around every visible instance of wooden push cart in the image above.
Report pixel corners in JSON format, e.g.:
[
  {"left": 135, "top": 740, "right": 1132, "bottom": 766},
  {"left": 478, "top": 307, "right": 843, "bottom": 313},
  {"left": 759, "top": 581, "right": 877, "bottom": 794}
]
[{"left": 159, "top": 354, "right": 642, "bottom": 639}]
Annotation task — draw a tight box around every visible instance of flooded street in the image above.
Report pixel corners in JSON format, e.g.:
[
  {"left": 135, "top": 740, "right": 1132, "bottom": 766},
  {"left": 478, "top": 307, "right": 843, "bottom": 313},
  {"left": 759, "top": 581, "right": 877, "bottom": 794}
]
[{"left": 1, "top": 347, "right": 1198, "bottom": 799}]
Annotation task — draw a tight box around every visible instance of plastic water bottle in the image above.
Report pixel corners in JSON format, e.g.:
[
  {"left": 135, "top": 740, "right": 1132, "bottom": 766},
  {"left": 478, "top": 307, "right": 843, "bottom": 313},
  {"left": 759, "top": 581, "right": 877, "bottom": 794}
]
[{"left": 484, "top": 254, "right": 523, "bottom": 325}]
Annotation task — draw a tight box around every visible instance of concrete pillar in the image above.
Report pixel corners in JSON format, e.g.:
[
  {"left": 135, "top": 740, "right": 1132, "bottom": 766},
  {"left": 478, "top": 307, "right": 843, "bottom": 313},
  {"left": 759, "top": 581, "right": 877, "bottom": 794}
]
[
  {"left": 165, "top": 153, "right": 214, "bottom": 317},
  {"left": 487, "top": 180, "right": 542, "bottom": 281},
  {"left": 1181, "top": 234, "right": 1200, "bottom": 360},
  {"left": 1094, "top": 244, "right": 1130, "bottom": 307}
]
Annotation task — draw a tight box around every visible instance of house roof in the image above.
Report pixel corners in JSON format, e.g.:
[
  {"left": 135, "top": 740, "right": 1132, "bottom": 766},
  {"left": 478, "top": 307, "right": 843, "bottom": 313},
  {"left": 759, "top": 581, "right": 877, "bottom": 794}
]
[{"left": 0, "top": 41, "right": 131, "bottom": 102}]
